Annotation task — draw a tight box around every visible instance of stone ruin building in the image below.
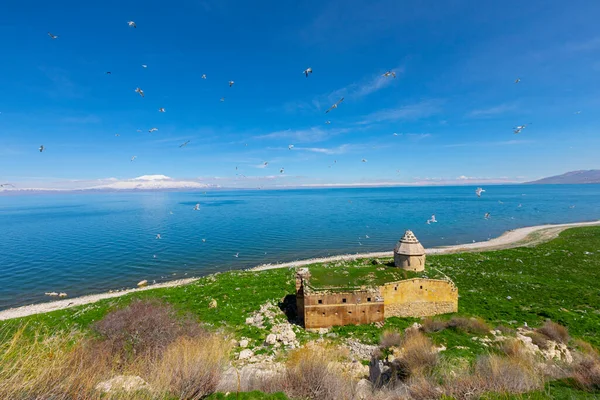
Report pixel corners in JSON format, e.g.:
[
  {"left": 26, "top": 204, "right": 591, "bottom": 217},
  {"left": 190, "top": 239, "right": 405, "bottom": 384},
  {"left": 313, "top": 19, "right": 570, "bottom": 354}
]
[{"left": 296, "top": 230, "right": 458, "bottom": 329}]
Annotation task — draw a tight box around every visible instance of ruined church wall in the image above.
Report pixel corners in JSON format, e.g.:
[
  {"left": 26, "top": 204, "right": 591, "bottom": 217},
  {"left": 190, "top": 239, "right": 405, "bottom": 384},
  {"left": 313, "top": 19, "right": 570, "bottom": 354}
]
[
  {"left": 302, "top": 290, "right": 384, "bottom": 329},
  {"left": 381, "top": 279, "right": 458, "bottom": 318}
]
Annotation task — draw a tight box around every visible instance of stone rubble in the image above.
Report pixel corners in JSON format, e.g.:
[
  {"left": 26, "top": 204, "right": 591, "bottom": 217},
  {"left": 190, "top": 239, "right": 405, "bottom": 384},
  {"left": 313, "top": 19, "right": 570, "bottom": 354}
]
[{"left": 345, "top": 339, "right": 378, "bottom": 361}]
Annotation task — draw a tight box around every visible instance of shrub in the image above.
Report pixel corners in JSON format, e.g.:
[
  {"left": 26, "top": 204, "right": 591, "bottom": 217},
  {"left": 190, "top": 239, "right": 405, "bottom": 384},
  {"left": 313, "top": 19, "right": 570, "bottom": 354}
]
[
  {"left": 153, "top": 334, "right": 230, "bottom": 399},
  {"left": 0, "top": 328, "right": 117, "bottom": 400},
  {"left": 93, "top": 299, "right": 203, "bottom": 358},
  {"left": 573, "top": 339, "right": 599, "bottom": 356},
  {"left": 445, "top": 354, "right": 542, "bottom": 398},
  {"left": 499, "top": 338, "right": 531, "bottom": 360},
  {"left": 537, "top": 320, "right": 569, "bottom": 344},
  {"left": 283, "top": 345, "right": 354, "bottom": 400},
  {"left": 495, "top": 325, "right": 515, "bottom": 335},
  {"left": 528, "top": 331, "right": 550, "bottom": 350},
  {"left": 399, "top": 330, "right": 438, "bottom": 377},
  {"left": 447, "top": 317, "right": 490, "bottom": 335},
  {"left": 571, "top": 354, "right": 600, "bottom": 391},
  {"left": 421, "top": 318, "right": 447, "bottom": 333},
  {"left": 407, "top": 376, "right": 442, "bottom": 400},
  {"left": 380, "top": 330, "right": 402, "bottom": 348}
]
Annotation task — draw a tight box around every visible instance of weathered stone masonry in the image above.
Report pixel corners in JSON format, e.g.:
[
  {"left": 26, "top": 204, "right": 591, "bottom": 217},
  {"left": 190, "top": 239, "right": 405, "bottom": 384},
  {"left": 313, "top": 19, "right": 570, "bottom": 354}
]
[{"left": 295, "top": 230, "right": 459, "bottom": 329}]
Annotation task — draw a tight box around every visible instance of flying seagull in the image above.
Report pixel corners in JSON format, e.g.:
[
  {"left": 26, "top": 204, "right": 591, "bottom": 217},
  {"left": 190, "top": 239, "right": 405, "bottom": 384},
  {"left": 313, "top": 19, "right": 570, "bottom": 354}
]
[
  {"left": 288, "top": 144, "right": 294, "bottom": 150},
  {"left": 382, "top": 71, "right": 396, "bottom": 78},
  {"left": 141, "top": 64, "right": 147, "bottom": 68},
  {"left": 148, "top": 127, "right": 158, "bottom": 133},
  {"left": 156, "top": 234, "right": 161, "bottom": 239},
  {"left": 475, "top": 187, "right": 485, "bottom": 197},
  {"left": 106, "top": 71, "right": 111, "bottom": 75},
  {"left": 158, "top": 108, "right": 165, "bottom": 112},
  {"left": 180, "top": 140, "right": 190, "bottom": 148},
  {"left": 325, "top": 120, "right": 331, "bottom": 125},
  {"left": 513, "top": 123, "right": 530, "bottom": 134},
  {"left": 280, "top": 168, "right": 284, "bottom": 174},
  {"left": 427, "top": 214, "right": 438, "bottom": 224},
  {"left": 193, "top": 203, "right": 200, "bottom": 211},
  {"left": 303, "top": 67, "right": 313, "bottom": 77},
  {"left": 393, "top": 133, "right": 399, "bottom": 136},
  {"left": 228, "top": 80, "right": 234, "bottom": 87},
  {"left": 263, "top": 161, "right": 268, "bottom": 166},
  {"left": 135, "top": 87, "right": 144, "bottom": 97},
  {"left": 575, "top": 111, "right": 581, "bottom": 114},
  {"left": 220, "top": 97, "right": 225, "bottom": 102},
  {"left": 115, "top": 134, "right": 120, "bottom": 137},
  {"left": 131, "top": 156, "right": 137, "bottom": 161},
  {"left": 234, "top": 252, "right": 239, "bottom": 258},
  {"left": 484, "top": 212, "right": 491, "bottom": 219},
  {"left": 127, "top": 21, "right": 137, "bottom": 28},
  {"left": 39, "top": 145, "right": 45, "bottom": 153},
  {"left": 47, "top": 32, "right": 58, "bottom": 39},
  {"left": 361, "top": 159, "right": 367, "bottom": 163},
  {"left": 0, "top": 183, "right": 15, "bottom": 188},
  {"left": 325, "top": 97, "right": 344, "bottom": 113},
  {"left": 201, "top": 74, "right": 207, "bottom": 79},
  {"left": 515, "top": 78, "right": 521, "bottom": 84}
]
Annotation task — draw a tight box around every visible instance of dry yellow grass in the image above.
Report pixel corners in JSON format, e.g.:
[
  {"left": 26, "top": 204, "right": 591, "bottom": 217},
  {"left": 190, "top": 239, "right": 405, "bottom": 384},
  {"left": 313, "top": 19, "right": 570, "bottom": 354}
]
[
  {"left": 0, "top": 301, "right": 231, "bottom": 400},
  {"left": 537, "top": 320, "right": 570, "bottom": 344},
  {"left": 399, "top": 330, "right": 438, "bottom": 377},
  {"left": 284, "top": 344, "right": 354, "bottom": 400},
  {"left": 151, "top": 334, "right": 231, "bottom": 400}
]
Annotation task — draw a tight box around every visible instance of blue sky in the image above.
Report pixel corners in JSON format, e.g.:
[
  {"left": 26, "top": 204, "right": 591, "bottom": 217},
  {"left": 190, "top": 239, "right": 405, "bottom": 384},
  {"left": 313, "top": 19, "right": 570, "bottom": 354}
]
[{"left": 1, "top": 0, "right": 599, "bottom": 189}]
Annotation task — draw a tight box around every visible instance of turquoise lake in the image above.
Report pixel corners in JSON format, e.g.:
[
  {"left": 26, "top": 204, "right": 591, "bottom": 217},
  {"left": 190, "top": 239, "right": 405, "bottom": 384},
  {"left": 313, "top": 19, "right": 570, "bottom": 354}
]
[{"left": 1, "top": 184, "right": 599, "bottom": 309}]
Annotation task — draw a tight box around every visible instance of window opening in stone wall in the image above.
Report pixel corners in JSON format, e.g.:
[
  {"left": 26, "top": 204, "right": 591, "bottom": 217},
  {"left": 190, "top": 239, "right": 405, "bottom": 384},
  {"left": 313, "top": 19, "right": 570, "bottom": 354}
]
[{"left": 342, "top": 298, "right": 347, "bottom": 303}]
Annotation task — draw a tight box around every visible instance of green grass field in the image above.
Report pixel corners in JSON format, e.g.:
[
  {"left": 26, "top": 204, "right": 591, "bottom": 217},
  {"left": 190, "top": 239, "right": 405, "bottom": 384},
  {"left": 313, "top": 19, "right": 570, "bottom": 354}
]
[{"left": 2, "top": 226, "right": 600, "bottom": 399}]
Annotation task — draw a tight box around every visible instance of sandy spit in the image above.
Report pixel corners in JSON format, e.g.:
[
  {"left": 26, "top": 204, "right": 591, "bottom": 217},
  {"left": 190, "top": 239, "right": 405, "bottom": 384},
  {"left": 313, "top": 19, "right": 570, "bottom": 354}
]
[{"left": 1, "top": 220, "right": 598, "bottom": 321}]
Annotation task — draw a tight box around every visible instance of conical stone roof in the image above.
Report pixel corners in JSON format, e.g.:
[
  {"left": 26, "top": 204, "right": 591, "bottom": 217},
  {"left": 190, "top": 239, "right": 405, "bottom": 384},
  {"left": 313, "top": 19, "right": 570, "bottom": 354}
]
[{"left": 394, "top": 230, "right": 425, "bottom": 255}]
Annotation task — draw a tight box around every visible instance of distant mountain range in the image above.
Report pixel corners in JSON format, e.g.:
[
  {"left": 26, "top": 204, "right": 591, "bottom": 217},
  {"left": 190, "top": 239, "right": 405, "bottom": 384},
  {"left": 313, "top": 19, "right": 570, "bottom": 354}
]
[{"left": 526, "top": 170, "right": 600, "bottom": 184}]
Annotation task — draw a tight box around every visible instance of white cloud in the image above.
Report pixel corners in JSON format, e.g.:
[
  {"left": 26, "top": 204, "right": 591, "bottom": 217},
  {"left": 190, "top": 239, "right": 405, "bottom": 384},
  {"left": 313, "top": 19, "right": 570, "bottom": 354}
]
[
  {"left": 356, "top": 101, "right": 441, "bottom": 125},
  {"left": 467, "top": 103, "right": 516, "bottom": 118},
  {"left": 90, "top": 175, "right": 210, "bottom": 190},
  {"left": 293, "top": 144, "right": 352, "bottom": 155},
  {"left": 444, "top": 139, "right": 533, "bottom": 148},
  {"left": 254, "top": 127, "right": 349, "bottom": 143},
  {"left": 565, "top": 37, "right": 600, "bottom": 52}
]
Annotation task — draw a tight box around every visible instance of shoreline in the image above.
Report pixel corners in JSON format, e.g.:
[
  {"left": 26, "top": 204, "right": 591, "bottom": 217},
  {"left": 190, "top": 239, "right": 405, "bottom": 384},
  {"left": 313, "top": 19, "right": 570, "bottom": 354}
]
[{"left": 1, "top": 220, "right": 598, "bottom": 321}]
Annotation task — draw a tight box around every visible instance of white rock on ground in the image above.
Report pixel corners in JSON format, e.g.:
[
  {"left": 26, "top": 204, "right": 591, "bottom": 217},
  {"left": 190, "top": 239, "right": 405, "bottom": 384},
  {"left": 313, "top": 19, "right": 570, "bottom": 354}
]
[
  {"left": 95, "top": 375, "right": 151, "bottom": 394},
  {"left": 218, "top": 363, "right": 285, "bottom": 392},
  {"left": 271, "top": 323, "right": 296, "bottom": 346},
  {"left": 239, "top": 339, "right": 249, "bottom": 348},
  {"left": 265, "top": 333, "right": 277, "bottom": 345},
  {"left": 238, "top": 349, "right": 254, "bottom": 360}
]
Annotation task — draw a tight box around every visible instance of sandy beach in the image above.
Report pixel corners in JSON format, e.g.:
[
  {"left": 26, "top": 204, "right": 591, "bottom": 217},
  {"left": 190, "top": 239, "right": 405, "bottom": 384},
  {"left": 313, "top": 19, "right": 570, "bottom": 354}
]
[{"left": 1, "top": 220, "right": 598, "bottom": 321}]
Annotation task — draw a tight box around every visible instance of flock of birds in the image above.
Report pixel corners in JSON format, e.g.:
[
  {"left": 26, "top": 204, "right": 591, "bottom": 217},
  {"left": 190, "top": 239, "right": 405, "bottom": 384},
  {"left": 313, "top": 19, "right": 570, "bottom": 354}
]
[
  {"left": 427, "top": 187, "right": 490, "bottom": 225},
  {"left": 34, "top": 27, "right": 404, "bottom": 177},
  {"left": 13, "top": 23, "right": 582, "bottom": 296}
]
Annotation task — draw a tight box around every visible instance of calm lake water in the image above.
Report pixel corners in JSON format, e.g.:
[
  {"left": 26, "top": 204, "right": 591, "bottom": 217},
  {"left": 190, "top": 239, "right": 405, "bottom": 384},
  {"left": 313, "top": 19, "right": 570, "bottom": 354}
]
[{"left": 1, "top": 185, "right": 599, "bottom": 309}]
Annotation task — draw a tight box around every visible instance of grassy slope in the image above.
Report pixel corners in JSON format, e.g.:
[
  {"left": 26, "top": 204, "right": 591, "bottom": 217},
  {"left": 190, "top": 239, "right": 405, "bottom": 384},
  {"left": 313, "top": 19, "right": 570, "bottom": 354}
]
[{"left": 2, "top": 227, "right": 600, "bottom": 398}]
